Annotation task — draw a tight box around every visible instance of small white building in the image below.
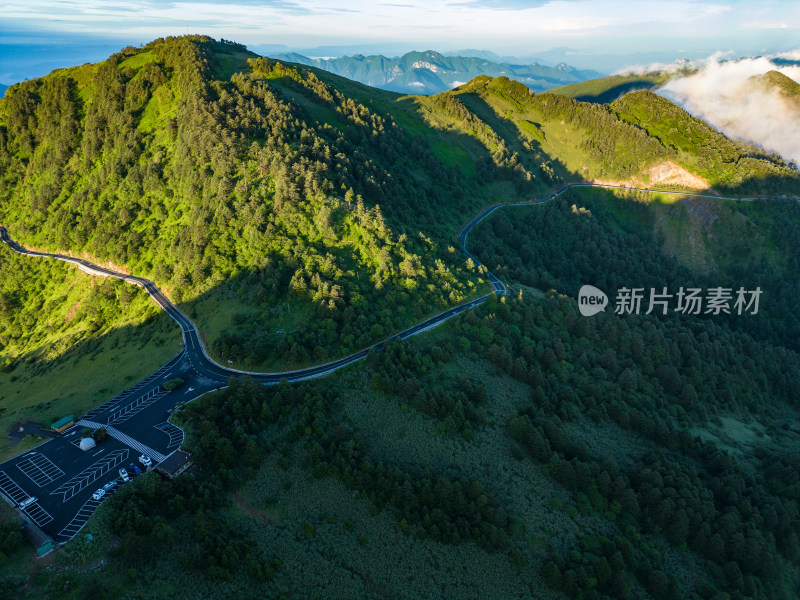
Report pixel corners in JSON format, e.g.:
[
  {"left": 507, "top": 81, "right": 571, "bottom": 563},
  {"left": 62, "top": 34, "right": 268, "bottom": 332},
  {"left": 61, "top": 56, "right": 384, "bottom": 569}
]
[{"left": 79, "top": 437, "right": 96, "bottom": 451}]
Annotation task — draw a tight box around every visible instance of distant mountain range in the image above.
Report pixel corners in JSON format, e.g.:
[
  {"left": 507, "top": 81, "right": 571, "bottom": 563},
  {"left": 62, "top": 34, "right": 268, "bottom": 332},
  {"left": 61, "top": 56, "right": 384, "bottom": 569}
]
[
  {"left": 248, "top": 42, "right": 717, "bottom": 73},
  {"left": 266, "top": 50, "right": 603, "bottom": 95}
]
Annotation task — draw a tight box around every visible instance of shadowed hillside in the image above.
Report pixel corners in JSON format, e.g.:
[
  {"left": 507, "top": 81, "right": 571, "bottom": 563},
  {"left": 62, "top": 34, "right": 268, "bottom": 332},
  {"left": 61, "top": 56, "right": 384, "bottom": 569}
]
[{"left": 548, "top": 72, "right": 670, "bottom": 103}]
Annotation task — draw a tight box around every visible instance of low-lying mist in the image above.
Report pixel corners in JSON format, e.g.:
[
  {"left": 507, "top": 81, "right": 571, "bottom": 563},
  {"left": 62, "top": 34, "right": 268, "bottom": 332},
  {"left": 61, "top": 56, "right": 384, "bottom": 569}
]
[{"left": 653, "top": 55, "right": 800, "bottom": 166}]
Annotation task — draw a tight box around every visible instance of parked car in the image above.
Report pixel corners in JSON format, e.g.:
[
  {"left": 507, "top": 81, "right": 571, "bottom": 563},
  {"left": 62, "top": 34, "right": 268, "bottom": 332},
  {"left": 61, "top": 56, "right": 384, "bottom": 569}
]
[
  {"left": 119, "top": 468, "right": 129, "bottom": 482},
  {"left": 18, "top": 497, "right": 37, "bottom": 509},
  {"left": 92, "top": 489, "right": 106, "bottom": 501},
  {"left": 139, "top": 454, "right": 152, "bottom": 467},
  {"left": 129, "top": 463, "right": 142, "bottom": 475},
  {"left": 103, "top": 481, "right": 116, "bottom": 492}
]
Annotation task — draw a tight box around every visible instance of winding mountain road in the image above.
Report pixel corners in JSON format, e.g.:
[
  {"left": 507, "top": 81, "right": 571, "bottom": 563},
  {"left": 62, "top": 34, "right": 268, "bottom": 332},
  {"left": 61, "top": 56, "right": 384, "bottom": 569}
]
[
  {"left": 0, "top": 182, "right": 761, "bottom": 384},
  {"left": 0, "top": 182, "right": 773, "bottom": 545}
]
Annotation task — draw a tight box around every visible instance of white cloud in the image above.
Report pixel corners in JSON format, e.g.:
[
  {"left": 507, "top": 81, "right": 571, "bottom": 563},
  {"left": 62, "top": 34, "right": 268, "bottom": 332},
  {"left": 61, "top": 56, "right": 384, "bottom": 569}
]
[
  {"left": 747, "top": 22, "right": 789, "bottom": 30},
  {"left": 776, "top": 49, "right": 800, "bottom": 61},
  {"left": 657, "top": 55, "right": 800, "bottom": 164},
  {"left": 614, "top": 50, "right": 734, "bottom": 75}
]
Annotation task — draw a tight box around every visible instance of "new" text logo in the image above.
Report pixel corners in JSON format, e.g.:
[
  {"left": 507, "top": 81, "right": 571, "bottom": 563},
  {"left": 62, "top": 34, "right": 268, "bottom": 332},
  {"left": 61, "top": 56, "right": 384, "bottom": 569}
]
[{"left": 578, "top": 285, "right": 609, "bottom": 316}]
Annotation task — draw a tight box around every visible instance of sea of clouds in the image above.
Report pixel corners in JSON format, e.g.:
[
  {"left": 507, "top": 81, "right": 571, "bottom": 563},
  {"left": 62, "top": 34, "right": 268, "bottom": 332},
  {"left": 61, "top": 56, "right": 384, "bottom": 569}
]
[{"left": 620, "top": 52, "right": 800, "bottom": 166}]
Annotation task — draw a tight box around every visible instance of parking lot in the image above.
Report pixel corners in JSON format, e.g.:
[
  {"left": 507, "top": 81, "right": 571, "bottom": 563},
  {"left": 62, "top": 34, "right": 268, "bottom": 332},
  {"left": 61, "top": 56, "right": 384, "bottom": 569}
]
[
  {"left": 80, "top": 354, "right": 183, "bottom": 423},
  {"left": 23, "top": 502, "right": 54, "bottom": 528},
  {"left": 0, "top": 350, "right": 220, "bottom": 544},
  {"left": 57, "top": 495, "right": 105, "bottom": 542},
  {"left": 0, "top": 470, "right": 32, "bottom": 505}
]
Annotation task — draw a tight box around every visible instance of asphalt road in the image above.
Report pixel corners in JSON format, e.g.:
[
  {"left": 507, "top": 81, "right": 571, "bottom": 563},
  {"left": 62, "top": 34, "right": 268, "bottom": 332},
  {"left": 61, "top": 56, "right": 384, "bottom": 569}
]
[{"left": 0, "top": 182, "right": 771, "bottom": 544}]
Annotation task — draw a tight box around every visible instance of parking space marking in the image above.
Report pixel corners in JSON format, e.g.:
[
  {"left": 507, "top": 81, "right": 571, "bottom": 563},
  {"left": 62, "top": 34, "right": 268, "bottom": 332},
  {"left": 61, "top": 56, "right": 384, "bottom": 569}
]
[
  {"left": 57, "top": 496, "right": 102, "bottom": 541},
  {"left": 23, "top": 502, "right": 53, "bottom": 528},
  {"left": 154, "top": 422, "right": 183, "bottom": 451},
  {"left": 49, "top": 449, "right": 129, "bottom": 502},
  {"left": 107, "top": 388, "right": 169, "bottom": 425},
  {"left": 56, "top": 483, "right": 123, "bottom": 542},
  {"left": 80, "top": 353, "right": 180, "bottom": 422},
  {"left": 17, "top": 453, "right": 65, "bottom": 487},
  {"left": 0, "top": 471, "right": 31, "bottom": 505}
]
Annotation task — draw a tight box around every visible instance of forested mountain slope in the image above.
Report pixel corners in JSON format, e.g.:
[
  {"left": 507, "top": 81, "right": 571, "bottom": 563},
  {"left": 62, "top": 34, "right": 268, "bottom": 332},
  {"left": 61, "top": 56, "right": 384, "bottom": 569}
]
[
  {"left": 0, "top": 36, "right": 797, "bottom": 374},
  {"left": 424, "top": 76, "right": 798, "bottom": 192},
  {"left": 0, "top": 37, "right": 484, "bottom": 370},
  {"left": 749, "top": 70, "right": 800, "bottom": 101}
]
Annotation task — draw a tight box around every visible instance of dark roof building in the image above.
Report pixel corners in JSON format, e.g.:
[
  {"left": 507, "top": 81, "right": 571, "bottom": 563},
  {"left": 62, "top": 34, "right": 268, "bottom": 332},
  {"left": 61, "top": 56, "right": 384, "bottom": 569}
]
[
  {"left": 154, "top": 449, "right": 192, "bottom": 479},
  {"left": 50, "top": 416, "right": 75, "bottom": 433}
]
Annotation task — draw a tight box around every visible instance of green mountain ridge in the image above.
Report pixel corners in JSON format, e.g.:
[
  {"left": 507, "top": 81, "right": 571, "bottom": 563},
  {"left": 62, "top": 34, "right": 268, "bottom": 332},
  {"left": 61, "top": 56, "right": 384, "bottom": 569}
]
[
  {"left": 0, "top": 38, "right": 485, "bottom": 373},
  {"left": 1, "top": 36, "right": 797, "bottom": 375}
]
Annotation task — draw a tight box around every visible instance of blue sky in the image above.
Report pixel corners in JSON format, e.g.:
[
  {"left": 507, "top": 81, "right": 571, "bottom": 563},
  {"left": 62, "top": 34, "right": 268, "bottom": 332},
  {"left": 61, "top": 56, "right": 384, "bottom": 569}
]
[{"left": 1, "top": 1, "right": 799, "bottom": 61}]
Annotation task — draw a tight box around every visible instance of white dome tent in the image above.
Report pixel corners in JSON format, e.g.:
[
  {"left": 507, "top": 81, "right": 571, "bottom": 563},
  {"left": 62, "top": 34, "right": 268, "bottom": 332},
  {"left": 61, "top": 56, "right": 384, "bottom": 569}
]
[{"left": 79, "top": 437, "right": 96, "bottom": 451}]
